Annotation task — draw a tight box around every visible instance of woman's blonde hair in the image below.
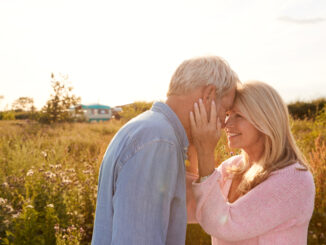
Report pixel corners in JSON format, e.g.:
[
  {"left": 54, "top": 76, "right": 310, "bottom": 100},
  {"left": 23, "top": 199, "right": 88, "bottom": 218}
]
[
  {"left": 231, "top": 81, "right": 310, "bottom": 194},
  {"left": 167, "top": 56, "right": 240, "bottom": 97}
]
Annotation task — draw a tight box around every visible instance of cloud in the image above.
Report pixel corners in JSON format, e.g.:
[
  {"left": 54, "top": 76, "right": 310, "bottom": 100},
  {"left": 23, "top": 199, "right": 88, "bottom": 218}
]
[{"left": 278, "top": 16, "right": 326, "bottom": 24}]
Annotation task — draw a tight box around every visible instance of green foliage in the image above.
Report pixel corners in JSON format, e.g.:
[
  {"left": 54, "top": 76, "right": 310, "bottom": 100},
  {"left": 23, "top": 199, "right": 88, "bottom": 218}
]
[
  {"left": 0, "top": 120, "right": 119, "bottom": 244},
  {"left": 1, "top": 111, "right": 15, "bottom": 120},
  {"left": 186, "top": 224, "right": 210, "bottom": 244},
  {"left": 0, "top": 114, "right": 325, "bottom": 244},
  {"left": 316, "top": 107, "right": 326, "bottom": 126},
  {"left": 288, "top": 98, "right": 326, "bottom": 120},
  {"left": 307, "top": 136, "right": 326, "bottom": 244},
  {"left": 119, "top": 101, "right": 153, "bottom": 122},
  {"left": 39, "top": 73, "right": 81, "bottom": 124}
]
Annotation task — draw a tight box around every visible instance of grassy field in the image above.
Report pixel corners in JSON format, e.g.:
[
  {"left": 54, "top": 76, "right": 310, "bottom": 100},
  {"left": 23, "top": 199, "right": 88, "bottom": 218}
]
[{"left": 0, "top": 117, "right": 325, "bottom": 244}]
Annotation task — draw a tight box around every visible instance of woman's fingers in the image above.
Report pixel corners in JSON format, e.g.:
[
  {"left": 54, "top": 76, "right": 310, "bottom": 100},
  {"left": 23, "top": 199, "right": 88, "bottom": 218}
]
[
  {"left": 189, "top": 111, "right": 196, "bottom": 131},
  {"left": 209, "top": 100, "right": 217, "bottom": 126},
  {"left": 198, "top": 99, "right": 208, "bottom": 125},
  {"left": 216, "top": 117, "right": 222, "bottom": 138},
  {"left": 193, "top": 102, "right": 202, "bottom": 128}
]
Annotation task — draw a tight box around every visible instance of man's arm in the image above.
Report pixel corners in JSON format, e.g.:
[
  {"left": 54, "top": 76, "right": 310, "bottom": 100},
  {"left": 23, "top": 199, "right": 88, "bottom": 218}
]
[{"left": 111, "top": 140, "right": 180, "bottom": 245}]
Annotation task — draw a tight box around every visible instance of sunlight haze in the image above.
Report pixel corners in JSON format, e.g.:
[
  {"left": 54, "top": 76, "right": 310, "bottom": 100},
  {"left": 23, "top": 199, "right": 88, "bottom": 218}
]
[{"left": 0, "top": 0, "right": 325, "bottom": 110}]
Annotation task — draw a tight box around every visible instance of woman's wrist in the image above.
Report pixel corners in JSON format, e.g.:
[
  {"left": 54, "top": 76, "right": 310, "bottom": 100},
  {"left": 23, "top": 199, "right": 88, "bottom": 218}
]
[{"left": 197, "top": 154, "right": 215, "bottom": 177}]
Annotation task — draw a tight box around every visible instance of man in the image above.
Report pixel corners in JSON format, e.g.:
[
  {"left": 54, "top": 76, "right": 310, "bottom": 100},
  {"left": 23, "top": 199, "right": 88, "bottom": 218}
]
[{"left": 91, "top": 56, "right": 240, "bottom": 245}]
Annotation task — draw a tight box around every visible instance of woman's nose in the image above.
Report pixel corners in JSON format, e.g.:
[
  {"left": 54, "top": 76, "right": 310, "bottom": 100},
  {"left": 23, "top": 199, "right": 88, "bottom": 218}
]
[{"left": 225, "top": 116, "right": 233, "bottom": 128}]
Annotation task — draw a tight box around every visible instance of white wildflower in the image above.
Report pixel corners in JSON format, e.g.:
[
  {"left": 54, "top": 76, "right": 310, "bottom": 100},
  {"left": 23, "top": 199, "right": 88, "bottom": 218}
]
[
  {"left": 41, "top": 151, "right": 47, "bottom": 158},
  {"left": 0, "top": 197, "right": 7, "bottom": 205},
  {"left": 26, "top": 169, "right": 34, "bottom": 176}
]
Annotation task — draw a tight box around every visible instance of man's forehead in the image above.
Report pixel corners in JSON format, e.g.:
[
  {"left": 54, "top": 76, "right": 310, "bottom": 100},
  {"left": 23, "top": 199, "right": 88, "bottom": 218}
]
[{"left": 221, "top": 89, "right": 236, "bottom": 109}]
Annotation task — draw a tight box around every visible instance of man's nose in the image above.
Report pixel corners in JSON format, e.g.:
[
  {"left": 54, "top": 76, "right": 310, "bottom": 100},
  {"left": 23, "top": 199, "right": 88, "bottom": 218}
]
[{"left": 220, "top": 115, "right": 227, "bottom": 128}]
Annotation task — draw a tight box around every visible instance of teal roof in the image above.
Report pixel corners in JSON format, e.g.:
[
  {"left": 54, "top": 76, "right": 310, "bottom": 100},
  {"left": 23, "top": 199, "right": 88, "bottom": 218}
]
[{"left": 81, "top": 104, "right": 111, "bottom": 109}]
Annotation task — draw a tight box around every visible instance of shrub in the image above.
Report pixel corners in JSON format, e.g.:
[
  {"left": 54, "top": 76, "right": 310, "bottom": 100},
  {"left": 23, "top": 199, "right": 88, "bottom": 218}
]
[{"left": 288, "top": 98, "right": 326, "bottom": 120}]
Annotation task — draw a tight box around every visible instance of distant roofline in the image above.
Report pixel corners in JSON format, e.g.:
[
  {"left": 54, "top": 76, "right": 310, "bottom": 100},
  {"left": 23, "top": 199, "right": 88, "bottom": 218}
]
[{"left": 80, "top": 104, "right": 111, "bottom": 109}]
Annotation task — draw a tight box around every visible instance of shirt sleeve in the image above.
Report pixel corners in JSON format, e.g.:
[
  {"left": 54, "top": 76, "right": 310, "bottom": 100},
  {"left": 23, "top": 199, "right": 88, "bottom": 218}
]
[
  {"left": 192, "top": 167, "right": 315, "bottom": 241},
  {"left": 111, "top": 141, "right": 181, "bottom": 245}
]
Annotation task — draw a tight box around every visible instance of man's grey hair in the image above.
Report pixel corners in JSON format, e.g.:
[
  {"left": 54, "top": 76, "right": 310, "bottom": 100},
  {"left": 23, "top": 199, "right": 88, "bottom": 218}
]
[{"left": 167, "top": 56, "right": 240, "bottom": 97}]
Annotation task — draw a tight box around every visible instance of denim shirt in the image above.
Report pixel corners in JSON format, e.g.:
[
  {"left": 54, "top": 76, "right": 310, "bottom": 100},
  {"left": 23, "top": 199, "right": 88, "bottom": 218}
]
[{"left": 91, "top": 102, "right": 189, "bottom": 245}]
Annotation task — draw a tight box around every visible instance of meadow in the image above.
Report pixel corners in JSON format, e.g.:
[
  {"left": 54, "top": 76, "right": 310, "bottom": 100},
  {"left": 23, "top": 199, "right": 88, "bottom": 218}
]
[{"left": 0, "top": 112, "right": 325, "bottom": 244}]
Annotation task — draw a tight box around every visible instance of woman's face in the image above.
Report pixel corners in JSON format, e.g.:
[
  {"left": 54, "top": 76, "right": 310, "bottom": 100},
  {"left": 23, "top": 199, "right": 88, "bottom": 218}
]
[{"left": 225, "top": 106, "right": 264, "bottom": 156}]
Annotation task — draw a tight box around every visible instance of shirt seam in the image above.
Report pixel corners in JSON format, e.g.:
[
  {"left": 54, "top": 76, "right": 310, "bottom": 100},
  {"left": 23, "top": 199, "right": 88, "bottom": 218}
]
[{"left": 118, "top": 138, "right": 178, "bottom": 167}]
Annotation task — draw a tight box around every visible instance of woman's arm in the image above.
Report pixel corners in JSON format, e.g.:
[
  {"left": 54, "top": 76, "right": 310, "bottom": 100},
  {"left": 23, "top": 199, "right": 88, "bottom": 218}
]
[{"left": 189, "top": 99, "right": 221, "bottom": 178}]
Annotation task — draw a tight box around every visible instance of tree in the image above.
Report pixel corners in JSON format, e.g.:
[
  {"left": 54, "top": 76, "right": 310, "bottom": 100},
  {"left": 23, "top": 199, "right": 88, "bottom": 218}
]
[
  {"left": 120, "top": 101, "right": 153, "bottom": 122},
  {"left": 39, "top": 73, "right": 81, "bottom": 123},
  {"left": 12, "top": 97, "right": 34, "bottom": 111}
]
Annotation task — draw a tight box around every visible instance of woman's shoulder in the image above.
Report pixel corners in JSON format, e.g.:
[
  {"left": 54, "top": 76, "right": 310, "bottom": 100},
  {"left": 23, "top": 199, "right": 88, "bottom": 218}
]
[{"left": 269, "top": 162, "right": 315, "bottom": 191}]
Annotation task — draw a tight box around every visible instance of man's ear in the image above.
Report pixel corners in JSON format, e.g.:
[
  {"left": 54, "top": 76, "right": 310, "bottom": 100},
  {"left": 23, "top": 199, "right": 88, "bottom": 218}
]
[
  {"left": 202, "top": 84, "right": 216, "bottom": 116},
  {"left": 202, "top": 84, "right": 216, "bottom": 104}
]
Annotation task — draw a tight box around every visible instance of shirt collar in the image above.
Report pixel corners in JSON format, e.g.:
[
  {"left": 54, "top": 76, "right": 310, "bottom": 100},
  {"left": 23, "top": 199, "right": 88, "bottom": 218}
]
[{"left": 151, "top": 102, "right": 189, "bottom": 155}]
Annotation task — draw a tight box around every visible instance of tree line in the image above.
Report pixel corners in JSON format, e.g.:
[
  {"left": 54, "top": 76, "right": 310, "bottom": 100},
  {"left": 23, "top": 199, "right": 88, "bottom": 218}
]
[{"left": 0, "top": 75, "right": 325, "bottom": 123}]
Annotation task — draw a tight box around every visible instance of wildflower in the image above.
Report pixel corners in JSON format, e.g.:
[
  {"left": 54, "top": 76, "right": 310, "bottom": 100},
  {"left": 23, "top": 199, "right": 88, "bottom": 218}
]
[
  {"left": 67, "top": 168, "right": 75, "bottom": 173},
  {"left": 47, "top": 203, "right": 54, "bottom": 208},
  {"left": 26, "top": 205, "right": 33, "bottom": 209},
  {"left": 55, "top": 164, "right": 62, "bottom": 169},
  {"left": 45, "top": 171, "right": 56, "bottom": 179},
  {"left": 62, "top": 177, "right": 72, "bottom": 184},
  {"left": 26, "top": 169, "right": 34, "bottom": 176},
  {"left": 5, "top": 205, "right": 14, "bottom": 213},
  {"left": 2, "top": 182, "right": 9, "bottom": 188},
  {"left": 41, "top": 151, "right": 47, "bottom": 158},
  {"left": 0, "top": 198, "right": 7, "bottom": 205},
  {"left": 12, "top": 212, "right": 21, "bottom": 219},
  {"left": 67, "top": 225, "right": 76, "bottom": 233},
  {"left": 54, "top": 224, "right": 60, "bottom": 232},
  {"left": 82, "top": 170, "right": 91, "bottom": 174}
]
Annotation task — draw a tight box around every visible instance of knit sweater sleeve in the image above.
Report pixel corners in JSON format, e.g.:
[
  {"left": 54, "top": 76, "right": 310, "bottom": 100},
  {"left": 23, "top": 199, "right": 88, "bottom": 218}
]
[{"left": 192, "top": 163, "right": 315, "bottom": 242}]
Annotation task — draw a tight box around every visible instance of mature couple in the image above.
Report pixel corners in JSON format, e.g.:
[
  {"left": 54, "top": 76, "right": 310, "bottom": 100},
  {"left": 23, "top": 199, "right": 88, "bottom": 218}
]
[{"left": 91, "top": 56, "right": 315, "bottom": 245}]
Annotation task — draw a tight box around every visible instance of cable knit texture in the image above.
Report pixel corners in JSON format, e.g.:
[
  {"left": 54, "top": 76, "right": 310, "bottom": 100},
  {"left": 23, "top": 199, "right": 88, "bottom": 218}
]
[{"left": 186, "top": 155, "right": 315, "bottom": 245}]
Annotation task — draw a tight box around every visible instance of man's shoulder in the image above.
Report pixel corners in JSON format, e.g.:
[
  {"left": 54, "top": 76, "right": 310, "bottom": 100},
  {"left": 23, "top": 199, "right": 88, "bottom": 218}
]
[{"left": 124, "top": 110, "right": 178, "bottom": 142}]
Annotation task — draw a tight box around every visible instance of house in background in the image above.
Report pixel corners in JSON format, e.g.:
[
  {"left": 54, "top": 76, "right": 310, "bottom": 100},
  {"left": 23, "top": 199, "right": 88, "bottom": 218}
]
[{"left": 75, "top": 104, "right": 112, "bottom": 122}]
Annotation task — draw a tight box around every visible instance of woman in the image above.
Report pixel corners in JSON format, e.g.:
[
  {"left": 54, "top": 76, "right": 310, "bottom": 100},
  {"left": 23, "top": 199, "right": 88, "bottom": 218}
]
[{"left": 186, "top": 81, "right": 315, "bottom": 244}]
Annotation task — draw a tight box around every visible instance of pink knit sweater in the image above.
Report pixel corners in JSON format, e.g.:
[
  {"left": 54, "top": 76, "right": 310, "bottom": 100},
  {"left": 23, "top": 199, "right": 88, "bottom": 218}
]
[{"left": 186, "top": 155, "right": 315, "bottom": 245}]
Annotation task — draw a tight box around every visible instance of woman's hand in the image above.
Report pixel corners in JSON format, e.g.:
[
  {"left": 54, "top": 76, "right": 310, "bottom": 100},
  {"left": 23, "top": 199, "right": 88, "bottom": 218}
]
[
  {"left": 190, "top": 99, "right": 221, "bottom": 155},
  {"left": 189, "top": 99, "right": 221, "bottom": 178}
]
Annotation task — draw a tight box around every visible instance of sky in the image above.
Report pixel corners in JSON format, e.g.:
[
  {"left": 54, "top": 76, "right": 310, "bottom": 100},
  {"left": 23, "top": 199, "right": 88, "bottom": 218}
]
[{"left": 0, "top": 0, "right": 325, "bottom": 110}]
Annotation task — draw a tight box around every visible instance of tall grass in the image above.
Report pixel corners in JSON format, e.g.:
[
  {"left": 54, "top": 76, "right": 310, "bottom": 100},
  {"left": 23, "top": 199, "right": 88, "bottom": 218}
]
[{"left": 0, "top": 116, "right": 325, "bottom": 244}]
